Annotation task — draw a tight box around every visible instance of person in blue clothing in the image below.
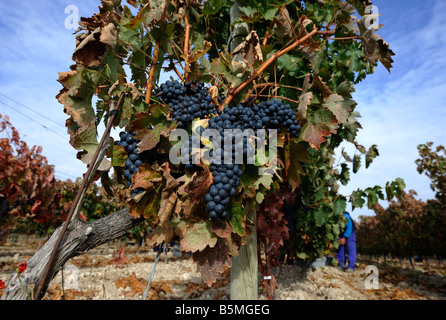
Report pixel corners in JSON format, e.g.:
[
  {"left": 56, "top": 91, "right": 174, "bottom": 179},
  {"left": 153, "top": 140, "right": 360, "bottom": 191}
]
[{"left": 336, "top": 211, "right": 357, "bottom": 272}]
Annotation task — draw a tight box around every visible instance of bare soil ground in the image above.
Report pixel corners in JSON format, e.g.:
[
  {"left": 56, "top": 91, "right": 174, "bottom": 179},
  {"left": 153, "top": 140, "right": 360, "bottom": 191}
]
[{"left": 1, "top": 234, "right": 445, "bottom": 300}]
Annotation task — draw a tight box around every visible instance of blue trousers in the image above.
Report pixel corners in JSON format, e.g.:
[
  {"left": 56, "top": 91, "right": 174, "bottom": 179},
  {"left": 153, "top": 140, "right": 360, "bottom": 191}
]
[{"left": 336, "top": 231, "right": 357, "bottom": 270}]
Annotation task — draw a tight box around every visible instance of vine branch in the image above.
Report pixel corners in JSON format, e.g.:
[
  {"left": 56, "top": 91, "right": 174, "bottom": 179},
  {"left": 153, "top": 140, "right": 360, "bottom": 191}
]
[
  {"left": 144, "top": 0, "right": 170, "bottom": 104},
  {"left": 223, "top": 27, "right": 318, "bottom": 108},
  {"left": 34, "top": 92, "right": 125, "bottom": 300},
  {"left": 183, "top": 8, "right": 191, "bottom": 81},
  {"left": 145, "top": 39, "right": 161, "bottom": 104}
]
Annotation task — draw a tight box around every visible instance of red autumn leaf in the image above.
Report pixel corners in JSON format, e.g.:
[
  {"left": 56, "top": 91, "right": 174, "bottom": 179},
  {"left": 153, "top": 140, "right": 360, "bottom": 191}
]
[
  {"left": 30, "top": 199, "right": 42, "bottom": 214},
  {"left": 192, "top": 239, "right": 232, "bottom": 286},
  {"left": 17, "top": 261, "right": 27, "bottom": 274},
  {"left": 0, "top": 280, "right": 5, "bottom": 290}
]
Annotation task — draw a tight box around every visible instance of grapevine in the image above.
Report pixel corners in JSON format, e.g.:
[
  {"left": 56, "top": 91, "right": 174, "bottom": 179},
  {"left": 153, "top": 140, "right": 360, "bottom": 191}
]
[{"left": 53, "top": 0, "right": 397, "bottom": 286}]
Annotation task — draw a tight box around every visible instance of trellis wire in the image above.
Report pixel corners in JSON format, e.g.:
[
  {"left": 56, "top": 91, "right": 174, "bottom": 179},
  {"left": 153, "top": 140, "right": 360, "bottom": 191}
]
[{"left": 142, "top": 241, "right": 164, "bottom": 300}]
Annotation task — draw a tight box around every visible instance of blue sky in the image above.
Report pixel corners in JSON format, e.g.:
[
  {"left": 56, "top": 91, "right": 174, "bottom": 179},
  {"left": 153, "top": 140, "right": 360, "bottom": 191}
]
[{"left": 0, "top": 1, "right": 445, "bottom": 219}]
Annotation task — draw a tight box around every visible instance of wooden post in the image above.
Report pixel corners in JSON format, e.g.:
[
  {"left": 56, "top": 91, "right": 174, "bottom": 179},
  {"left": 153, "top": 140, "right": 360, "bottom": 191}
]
[
  {"left": 230, "top": 210, "right": 258, "bottom": 300},
  {"left": 227, "top": 0, "right": 258, "bottom": 300}
]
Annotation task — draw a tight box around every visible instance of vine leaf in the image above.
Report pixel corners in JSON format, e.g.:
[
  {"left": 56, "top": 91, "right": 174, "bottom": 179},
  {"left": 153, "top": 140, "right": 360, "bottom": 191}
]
[
  {"left": 357, "top": 14, "right": 395, "bottom": 72},
  {"left": 314, "top": 204, "right": 329, "bottom": 226},
  {"left": 111, "top": 140, "right": 127, "bottom": 167},
  {"left": 284, "top": 141, "right": 309, "bottom": 191},
  {"left": 145, "top": 222, "right": 176, "bottom": 246},
  {"left": 56, "top": 70, "right": 111, "bottom": 171},
  {"left": 353, "top": 154, "right": 361, "bottom": 173},
  {"left": 227, "top": 202, "right": 246, "bottom": 237},
  {"left": 73, "top": 27, "right": 106, "bottom": 67},
  {"left": 131, "top": 163, "right": 163, "bottom": 190},
  {"left": 297, "top": 92, "right": 313, "bottom": 124},
  {"left": 180, "top": 220, "right": 218, "bottom": 253},
  {"left": 158, "top": 189, "right": 178, "bottom": 225},
  {"left": 211, "top": 219, "right": 233, "bottom": 239},
  {"left": 300, "top": 107, "right": 338, "bottom": 150},
  {"left": 192, "top": 239, "right": 232, "bottom": 286},
  {"left": 131, "top": 106, "right": 177, "bottom": 152},
  {"left": 365, "top": 144, "right": 379, "bottom": 168},
  {"left": 232, "top": 30, "right": 263, "bottom": 67},
  {"left": 128, "top": 186, "right": 162, "bottom": 218},
  {"left": 184, "top": 40, "right": 212, "bottom": 63},
  {"left": 273, "top": 4, "right": 295, "bottom": 43},
  {"left": 178, "top": 166, "right": 213, "bottom": 217},
  {"left": 257, "top": 191, "right": 289, "bottom": 252},
  {"left": 100, "top": 23, "right": 118, "bottom": 49},
  {"left": 324, "top": 94, "right": 353, "bottom": 124}
]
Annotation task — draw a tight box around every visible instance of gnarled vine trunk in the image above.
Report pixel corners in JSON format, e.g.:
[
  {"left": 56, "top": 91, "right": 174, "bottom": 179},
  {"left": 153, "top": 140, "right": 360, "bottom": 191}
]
[
  {"left": 228, "top": 0, "right": 258, "bottom": 300},
  {"left": 1, "top": 207, "right": 143, "bottom": 300}
]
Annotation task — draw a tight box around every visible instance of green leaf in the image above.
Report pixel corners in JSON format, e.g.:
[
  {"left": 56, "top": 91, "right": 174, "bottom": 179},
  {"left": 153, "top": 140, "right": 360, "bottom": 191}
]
[
  {"left": 364, "top": 186, "right": 384, "bottom": 209},
  {"left": 264, "top": 7, "right": 279, "bottom": 20},
  {"left": 333, "top": 197, "right": 347, "bottom": 215},
  {"left": 385, "top": 178, "right": 406, "bottom": 201},
  {"left": 228, "top": 202, "right": 245, "bottom": 237},
  {"left": 353, "top": 154, "right": 361, "bottom": 173},
  {"left": 253, "top": 173, "right": 273, "bottom": 190},
  {"left": 366, "top": 144, "right": 379, "bottom": 168},
  {"left": 238, "top": 5, "right": 258, "bottom": 19},
  {"left": 203, "top": 0, "right": 223, "bottom": 15},
  {"left": 340, "top": 163, "right": 350, "bottom": 186},
  {"left": 350, "top": 189, "right": 366, "bottom": 210},
  {"left": 255, "top": 191, "right": 264, "bottom": 204},
  {"left": 314, "top": 204, "right": 329, "bottom": 226}
]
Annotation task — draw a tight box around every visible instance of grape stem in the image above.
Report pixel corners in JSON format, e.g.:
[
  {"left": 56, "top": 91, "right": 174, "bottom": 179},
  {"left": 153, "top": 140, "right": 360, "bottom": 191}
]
[
  {"left": 169, "top": 60, "right": 184, "bottom": 80},
  {"left": 251, "top": 94, "right": 300, "bottom": 105},
  {"left": 253, "top": 82, "right": 303, "bottom": 92},
  {"left": 222, "top": 26, "right": 319, "bottom": 109}
]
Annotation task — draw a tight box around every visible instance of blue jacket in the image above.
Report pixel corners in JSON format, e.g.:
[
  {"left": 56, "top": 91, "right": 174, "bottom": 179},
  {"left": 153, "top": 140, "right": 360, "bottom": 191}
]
[{"left": 343, "top": 212, "right": 354, "bottom": 238}]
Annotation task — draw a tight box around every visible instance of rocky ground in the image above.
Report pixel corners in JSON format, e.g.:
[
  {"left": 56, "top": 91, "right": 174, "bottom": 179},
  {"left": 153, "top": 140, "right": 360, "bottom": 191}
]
[{"left": 1, "top": 234, "right": 445, "bottom": 300}]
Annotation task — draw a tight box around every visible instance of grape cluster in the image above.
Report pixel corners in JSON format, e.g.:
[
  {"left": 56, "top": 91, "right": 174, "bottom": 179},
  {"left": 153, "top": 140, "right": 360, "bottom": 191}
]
[
  {"left": 115, "top": 131, "right": 162, "bottom": 197},
  {"left": 180, "top": 130, "right": 204, "bottom": 171},
  {"left": 208, "top": 99, "right": 300, "bottom": 136},
  {"left": 202, "top": 99, "right": 301, "bottom": 219},
  {"left": 155, "top": 80, "right": 218, "bottom": 128},
  {"left": 204, "top": 163, "right": 241, "bottom": 219},
  {"left": 203, "top": 106, "right": 254, "bottom": 219},
  {"left": 121, "top": 78, "right": 302, "bottom": 219},
  {"left": 251, "top": 99, "right": 301, "bottom": 137}
]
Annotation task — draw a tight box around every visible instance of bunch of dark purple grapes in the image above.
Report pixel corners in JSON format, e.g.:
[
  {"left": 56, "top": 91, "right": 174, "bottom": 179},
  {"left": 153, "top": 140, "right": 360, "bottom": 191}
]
[
  {"left": 155, "top": 80, "right": 218, "bottom": 128},
  {"left": 115, "top": 131, "right": 163, "bottom": 197},
  {"left": 202, "top": 99, "right": 301, "bottom": 219}
]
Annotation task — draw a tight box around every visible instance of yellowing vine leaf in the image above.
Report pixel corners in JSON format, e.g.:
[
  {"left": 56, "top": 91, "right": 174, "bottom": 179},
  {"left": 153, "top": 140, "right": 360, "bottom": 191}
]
[
  {"left": 297, "top": 91, "right": 313, "bottom": 124},
  {"left": 184, "top": 41, "right": 212, "bottom": 63},
  {"left": 324, "top": 94, "right": 353, "bottom": 123},
  {"left": 180, "top": 220, "right": 218, "bottom": 252},
  {"left": 284, "top": 141, "right": 309, "bottom": 191},
  {"left": 100, "top": 23, "right": 118, "bottom": 48},
  {"left": 300, "top": 99, "right": 340, "bottom": 150},
  {"left": 232, "top": 30, "right": 263, "bottom": 67},
  {"left": 158, "top": 189, "right": 178, "bottom": 225}
]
